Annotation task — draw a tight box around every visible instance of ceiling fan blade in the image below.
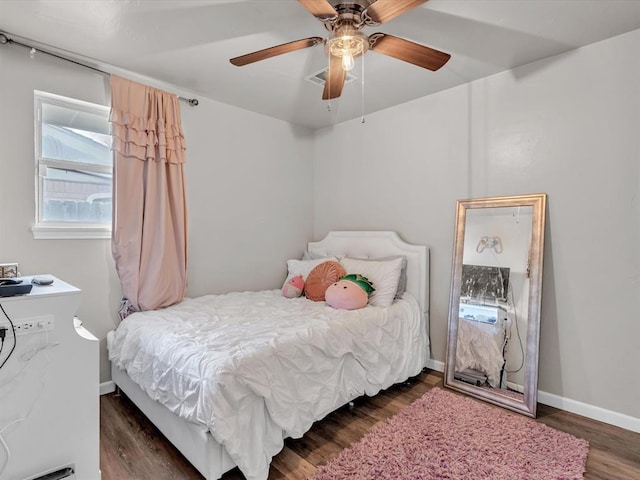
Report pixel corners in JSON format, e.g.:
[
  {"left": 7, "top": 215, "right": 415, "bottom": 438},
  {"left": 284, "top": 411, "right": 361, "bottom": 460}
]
[
  {"left": 364, "top": 0, "right": 429, "bottom": 24},
  {"left": 230, "top": 37, "right": 323, "bottom": 66},
  {"left": 369, "top": 33, "right": 450, "bottom": 71},
  {"left": 322, "top": 55, "right": 346, "bottom": 100},
  {"left": 297, "top": 0, "right": 338, "bottom": 21}
]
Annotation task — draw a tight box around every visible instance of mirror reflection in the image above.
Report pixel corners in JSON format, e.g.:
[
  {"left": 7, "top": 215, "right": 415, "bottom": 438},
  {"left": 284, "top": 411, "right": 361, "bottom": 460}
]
[
  {"left": 445, "top": 194, "right": 546, "bottom": 417},
  {"left": 456, "top": 206, "right": 532, "bottom": 399}
]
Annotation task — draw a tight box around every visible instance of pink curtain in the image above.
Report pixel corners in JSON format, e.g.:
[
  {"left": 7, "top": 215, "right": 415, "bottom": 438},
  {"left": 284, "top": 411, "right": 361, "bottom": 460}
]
[{"left": 110, "top": 75, "right": 188, "bottom": 317}]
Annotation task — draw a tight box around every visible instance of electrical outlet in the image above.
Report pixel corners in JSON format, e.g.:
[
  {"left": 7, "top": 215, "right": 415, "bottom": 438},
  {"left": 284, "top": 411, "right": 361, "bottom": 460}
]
[{"left": 13, "top": 315, "right": 54, "bottom": 336}]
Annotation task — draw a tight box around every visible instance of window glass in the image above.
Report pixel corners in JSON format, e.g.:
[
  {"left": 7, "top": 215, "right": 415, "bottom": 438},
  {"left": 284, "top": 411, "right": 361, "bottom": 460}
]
[{"left": 35, "top": 91, "right": 112, "bottom": 232}]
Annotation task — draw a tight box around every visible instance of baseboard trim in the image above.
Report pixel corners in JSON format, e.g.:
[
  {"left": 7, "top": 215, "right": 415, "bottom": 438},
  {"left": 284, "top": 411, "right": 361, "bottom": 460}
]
[
  {"left": 506, "top": 381, "right": 524, "bottom": 393},
  {"left": 537, "top": 390, "right": 640, "bottom": 433},
  {"left": 426, "top": 358, "right": 640, "bottom": 433},
  {"left": 100, "top": 380, "right": 116, "bottom": 395},
  {"left": 426, "top": 359, "right": 445, "bottom": 372}
]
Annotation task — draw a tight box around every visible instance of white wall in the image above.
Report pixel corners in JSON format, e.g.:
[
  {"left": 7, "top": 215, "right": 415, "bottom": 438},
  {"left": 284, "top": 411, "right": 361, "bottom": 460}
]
[
  {"left": 182, "top": 98, "right": 314, "bottom": 298},
  {"left": 0, "top": 45, "right": 314, "bottom": 383},
  {"left": 313, "top": 30, "right": 640, "bottom": 419}
]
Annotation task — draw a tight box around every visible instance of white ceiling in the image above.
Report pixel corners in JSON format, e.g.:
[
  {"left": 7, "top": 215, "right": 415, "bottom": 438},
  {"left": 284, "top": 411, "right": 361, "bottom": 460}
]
[{"left": 2, "top": 0, "right": 640, "bottom": 129}]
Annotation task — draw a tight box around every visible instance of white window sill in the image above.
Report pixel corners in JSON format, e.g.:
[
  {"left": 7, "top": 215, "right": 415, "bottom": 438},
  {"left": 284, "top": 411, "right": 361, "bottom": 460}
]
[{"left": 32, "top": 225, "right": 112, "bottom": 240}]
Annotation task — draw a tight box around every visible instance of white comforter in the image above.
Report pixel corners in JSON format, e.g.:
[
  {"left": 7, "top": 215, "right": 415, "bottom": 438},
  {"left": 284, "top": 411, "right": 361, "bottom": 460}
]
[
  {"left": 455, "top": 317, "right": 505, "bottom": 387},
  {"left": 107, "top": 289, "right": 426, "bottom": 480}
]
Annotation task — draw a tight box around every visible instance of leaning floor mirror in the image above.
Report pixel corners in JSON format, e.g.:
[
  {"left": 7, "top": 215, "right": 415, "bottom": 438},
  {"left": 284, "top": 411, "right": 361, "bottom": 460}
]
[{"left": 444, "top": 193, "right": 547, "bottom": 417}]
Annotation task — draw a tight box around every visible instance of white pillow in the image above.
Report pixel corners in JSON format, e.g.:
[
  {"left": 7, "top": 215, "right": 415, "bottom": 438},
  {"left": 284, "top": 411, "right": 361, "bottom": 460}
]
[
  {"left": 340, "top": 256, "right": 404, "bottom": 307},
  {"left": 284, "top": 257, "right": 339, "bottom": 283},
  {"left": 346, "top": 255, "right": 408, "bottom": 299}
]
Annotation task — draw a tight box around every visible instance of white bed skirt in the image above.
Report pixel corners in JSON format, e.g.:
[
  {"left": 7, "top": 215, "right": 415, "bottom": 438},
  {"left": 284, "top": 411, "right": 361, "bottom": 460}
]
[{"left": 112, "top": 365, "right": 236, "bottom": 479}]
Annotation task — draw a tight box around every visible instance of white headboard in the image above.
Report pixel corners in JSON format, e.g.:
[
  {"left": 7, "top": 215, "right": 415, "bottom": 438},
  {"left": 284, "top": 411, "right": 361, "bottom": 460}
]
[{"left": 307, "top": 231, "right": 430, "bottom": 320}]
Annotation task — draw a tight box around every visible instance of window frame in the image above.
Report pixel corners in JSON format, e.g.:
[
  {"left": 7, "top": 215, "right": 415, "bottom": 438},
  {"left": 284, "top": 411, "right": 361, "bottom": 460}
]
[{"left": 32, "top": 91, "right": 112, "bottom": 240}]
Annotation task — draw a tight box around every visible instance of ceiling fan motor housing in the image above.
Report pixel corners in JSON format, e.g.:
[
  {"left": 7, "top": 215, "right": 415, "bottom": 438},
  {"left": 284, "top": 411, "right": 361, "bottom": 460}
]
[{"left": 324, "top": 3, "right": 372, "bottom": 68}]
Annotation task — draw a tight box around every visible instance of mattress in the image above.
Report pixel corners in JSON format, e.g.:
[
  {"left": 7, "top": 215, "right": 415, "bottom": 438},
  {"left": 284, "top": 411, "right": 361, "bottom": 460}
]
[{"left": 107, "top": 289, "right": 426, "bottom": 480}]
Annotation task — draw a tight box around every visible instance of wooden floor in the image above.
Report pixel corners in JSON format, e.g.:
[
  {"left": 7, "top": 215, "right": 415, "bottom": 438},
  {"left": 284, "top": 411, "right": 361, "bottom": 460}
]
[{"left": 100, "top": 370, "right": 640, "bottom": 480}]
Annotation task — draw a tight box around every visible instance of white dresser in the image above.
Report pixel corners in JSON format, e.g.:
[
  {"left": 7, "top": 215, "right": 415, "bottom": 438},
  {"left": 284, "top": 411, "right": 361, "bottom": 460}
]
[{"left": 0, "top": 277, "right": 99, "bottom": 480}]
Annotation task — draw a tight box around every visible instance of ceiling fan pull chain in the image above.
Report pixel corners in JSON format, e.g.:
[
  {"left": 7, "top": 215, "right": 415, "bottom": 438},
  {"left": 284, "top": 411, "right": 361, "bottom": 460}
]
[
  {"left": 361, "top": 53, "right": 365, "bottom": 124},
  {"left": 327, "top": 61, "right": 332, "bottom": 111}
]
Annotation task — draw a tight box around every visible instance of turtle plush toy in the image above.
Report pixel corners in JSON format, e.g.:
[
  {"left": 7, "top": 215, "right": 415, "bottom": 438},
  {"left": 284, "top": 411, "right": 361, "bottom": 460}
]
[{"left": 325, "top": 274, "right": 375, "bottom": 310}]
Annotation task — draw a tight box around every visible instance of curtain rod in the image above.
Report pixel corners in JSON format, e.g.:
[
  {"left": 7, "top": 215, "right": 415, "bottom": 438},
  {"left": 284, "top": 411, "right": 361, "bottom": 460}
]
[{"left": 0, "top": 32, "right": 199, "bottom": 107}]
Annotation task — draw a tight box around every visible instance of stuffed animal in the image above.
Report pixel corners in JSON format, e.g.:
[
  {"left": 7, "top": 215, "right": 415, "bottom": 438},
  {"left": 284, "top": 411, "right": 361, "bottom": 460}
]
[
  {"left": 282, "top": 275, "right": 304, "bottom": 298},
  {"left": 325, "top": 274, "right": 375, "bottom": 310}
]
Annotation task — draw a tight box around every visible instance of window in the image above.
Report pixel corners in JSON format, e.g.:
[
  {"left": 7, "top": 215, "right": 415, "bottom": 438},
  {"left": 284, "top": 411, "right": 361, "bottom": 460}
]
[{"left": 33, "top": 91, "right": 112, "bottom": 239}]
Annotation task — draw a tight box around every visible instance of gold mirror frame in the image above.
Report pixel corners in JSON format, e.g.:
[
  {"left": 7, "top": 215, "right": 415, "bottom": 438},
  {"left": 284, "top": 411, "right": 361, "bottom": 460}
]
[{"left": 444, "top": 193, "right": 547, "bottom": 417}]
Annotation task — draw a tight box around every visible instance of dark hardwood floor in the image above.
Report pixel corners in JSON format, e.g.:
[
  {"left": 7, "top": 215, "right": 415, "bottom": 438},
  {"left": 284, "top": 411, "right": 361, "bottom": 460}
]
[{"left": 100, "top": 370, "right": 640, "bottom": 480}]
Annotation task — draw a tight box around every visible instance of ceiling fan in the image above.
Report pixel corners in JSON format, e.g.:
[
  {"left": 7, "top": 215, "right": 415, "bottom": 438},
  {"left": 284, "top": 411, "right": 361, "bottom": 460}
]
[{"left": 229, "top": 0, "right": 451, "bottom": 100}]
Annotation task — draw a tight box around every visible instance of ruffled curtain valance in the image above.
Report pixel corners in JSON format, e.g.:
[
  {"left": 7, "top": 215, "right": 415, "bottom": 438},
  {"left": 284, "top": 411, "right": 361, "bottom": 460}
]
[{"left": 110, "top": 74, "right": 186, "bottom": 164}]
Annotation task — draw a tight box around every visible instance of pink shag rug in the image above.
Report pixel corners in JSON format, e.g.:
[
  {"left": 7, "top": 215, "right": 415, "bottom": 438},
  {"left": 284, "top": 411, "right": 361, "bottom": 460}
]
[{"left": 308, "top": 387, "right": 589, "bottom": 480}]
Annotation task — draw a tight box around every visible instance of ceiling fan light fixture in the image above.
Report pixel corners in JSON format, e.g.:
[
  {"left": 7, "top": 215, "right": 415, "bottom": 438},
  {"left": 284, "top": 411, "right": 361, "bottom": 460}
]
[{"left": 326, "top": 25, "right": 368, "bottom": 71}]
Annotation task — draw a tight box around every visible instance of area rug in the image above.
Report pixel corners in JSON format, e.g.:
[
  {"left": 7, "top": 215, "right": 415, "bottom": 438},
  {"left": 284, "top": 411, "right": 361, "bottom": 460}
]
[{"left": 308, "top": 387, "right": 589, "bottom": 480}]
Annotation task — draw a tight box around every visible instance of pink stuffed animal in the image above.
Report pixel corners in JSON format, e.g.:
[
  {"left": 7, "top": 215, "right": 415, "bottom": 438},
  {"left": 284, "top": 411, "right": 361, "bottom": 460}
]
[
  {"left": 282, "top": 275, "right": 304, "bottom": 298},
  {"left": 325, "top": 274, "right": 375, "bottom": 310}
]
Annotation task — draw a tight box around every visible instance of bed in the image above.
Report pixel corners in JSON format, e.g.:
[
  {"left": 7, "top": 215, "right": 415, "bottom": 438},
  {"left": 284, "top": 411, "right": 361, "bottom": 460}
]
[{"left": 108, "top": 231, "right": 430, "bottom": 480}]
